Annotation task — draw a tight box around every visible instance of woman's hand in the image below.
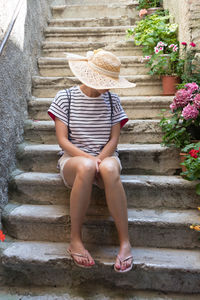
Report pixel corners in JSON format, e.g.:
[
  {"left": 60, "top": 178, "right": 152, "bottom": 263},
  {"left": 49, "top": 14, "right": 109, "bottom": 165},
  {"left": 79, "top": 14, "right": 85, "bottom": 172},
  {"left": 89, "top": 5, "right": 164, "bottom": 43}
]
[{"left": 91, "top": 157, "right": 102, "bottom": 174}]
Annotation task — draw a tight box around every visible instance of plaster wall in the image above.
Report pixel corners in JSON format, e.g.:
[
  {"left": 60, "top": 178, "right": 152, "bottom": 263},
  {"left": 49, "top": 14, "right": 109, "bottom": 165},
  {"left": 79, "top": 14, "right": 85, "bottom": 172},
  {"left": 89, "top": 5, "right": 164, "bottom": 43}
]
[
  {"left": 0, "top": 0, "right": 51, "bottom": 228},
  {"left": 163, "top": 0, "right": 191, "bottom": 45},
  {"left": 163, "top": 0, "right": 200, "bottom": 53}
]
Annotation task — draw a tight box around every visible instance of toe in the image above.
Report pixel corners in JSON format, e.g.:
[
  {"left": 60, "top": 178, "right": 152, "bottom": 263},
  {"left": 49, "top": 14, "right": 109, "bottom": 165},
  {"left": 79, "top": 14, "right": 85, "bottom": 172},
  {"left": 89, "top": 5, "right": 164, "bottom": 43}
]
[
  {"left": 121, "top": 261, "right": 126, "bottom": 271},
  {"left": 83, "top": 258, "right": 89, "bottom": 266},
  {"left": 89, "top": 258, "right": 95, "bottom": 266},
  {"left": 114, "top": 257, "right": 121, "bottom": 270},
  {"left": 126, "top": 258, "right": 132, "bottom": 268},
  {"left": 85, "top": 251, "right": 95, "bottom": 266}
]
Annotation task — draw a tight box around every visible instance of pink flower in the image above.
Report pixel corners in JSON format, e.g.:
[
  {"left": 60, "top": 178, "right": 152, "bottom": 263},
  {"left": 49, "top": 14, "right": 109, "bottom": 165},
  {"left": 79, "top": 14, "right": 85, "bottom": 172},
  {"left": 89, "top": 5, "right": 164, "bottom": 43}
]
[
  {"left": 185, "top": 82, "right": 199, "bottom": 93},
  {"left": 190, "top": 42, "right": 196, "bottom": 47},
  {"left": 154, "top": 46, "right": 163, "bottom": 54},
  {"left": 144, "top": 55, "right": 151, "bottom": 60},
  {"left": 139, "top": 9, "right": 148, "bottom": 18},
  {"left": 181, "top": 42, "right": 187, "bottom": 46},
  {"left": 169, "top": 44, "right": 175, "bottom": 48},
  {"left": 182, "top": 104, "right": 199, "bottom": 120},
  {"left": 173, "top": 45, "right": 178, "bottom": 52},
  {"left": 170, "top": 102, "right": 177, "bottom": 112},
  {"left": 173, "top": 89, "right": 192, "bottom": 108},
  {"left": 193, "top": 94, "right": 200, "bottom": 109},
  {"left": 157, "top": 41, "right": 166, "bottom": 47}
]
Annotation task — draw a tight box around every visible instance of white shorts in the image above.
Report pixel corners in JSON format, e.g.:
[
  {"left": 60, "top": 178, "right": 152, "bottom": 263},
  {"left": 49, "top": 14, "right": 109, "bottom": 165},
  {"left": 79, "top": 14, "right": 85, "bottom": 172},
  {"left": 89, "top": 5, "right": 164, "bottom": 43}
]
[{"left": 58, "top": 151, "right": 122, "bottom": 189}]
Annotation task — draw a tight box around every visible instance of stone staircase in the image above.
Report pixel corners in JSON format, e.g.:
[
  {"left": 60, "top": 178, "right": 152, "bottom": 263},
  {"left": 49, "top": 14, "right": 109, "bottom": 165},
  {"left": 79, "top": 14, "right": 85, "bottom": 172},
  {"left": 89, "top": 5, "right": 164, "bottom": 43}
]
[{"left": 1, "top": 0, "right": 200, "bottom": 295}]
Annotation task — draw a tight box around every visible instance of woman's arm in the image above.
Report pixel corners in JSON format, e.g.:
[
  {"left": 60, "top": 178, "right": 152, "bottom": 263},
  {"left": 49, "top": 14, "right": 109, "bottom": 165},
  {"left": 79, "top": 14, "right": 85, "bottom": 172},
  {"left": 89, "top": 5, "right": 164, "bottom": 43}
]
[
  {"left": 97, "top": 122, "right": 120, "bottom": 161},
  {"left": 55, "top": 117, "right": 92, "bottom": 158},
  {"left": 55, "top": 117, "right": 102, "bottom": 171}
]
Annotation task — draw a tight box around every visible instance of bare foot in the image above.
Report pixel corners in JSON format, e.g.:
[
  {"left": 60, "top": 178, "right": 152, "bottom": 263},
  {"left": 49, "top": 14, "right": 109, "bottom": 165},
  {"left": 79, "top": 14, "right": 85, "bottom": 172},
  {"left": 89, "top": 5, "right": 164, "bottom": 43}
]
[
  {"left": 114, "top": 242, "right": 133, "bottom": 272},
  {"left": 68, "top": 240, "right": 95, "bottom": 267}
]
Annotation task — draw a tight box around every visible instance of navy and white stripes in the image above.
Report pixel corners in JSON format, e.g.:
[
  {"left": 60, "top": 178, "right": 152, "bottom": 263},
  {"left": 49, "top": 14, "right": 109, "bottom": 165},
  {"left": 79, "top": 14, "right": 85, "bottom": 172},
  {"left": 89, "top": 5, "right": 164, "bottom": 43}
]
[{"left": 48, "top": 85, "right": 128, "bottom": 156}]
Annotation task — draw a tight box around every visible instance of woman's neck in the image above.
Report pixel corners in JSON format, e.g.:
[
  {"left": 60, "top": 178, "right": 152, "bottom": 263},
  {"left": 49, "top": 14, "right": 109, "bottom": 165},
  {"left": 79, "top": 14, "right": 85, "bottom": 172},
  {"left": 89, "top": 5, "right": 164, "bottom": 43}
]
[{"left": 80, "top": 85, "right": 101, "bottom": 98}]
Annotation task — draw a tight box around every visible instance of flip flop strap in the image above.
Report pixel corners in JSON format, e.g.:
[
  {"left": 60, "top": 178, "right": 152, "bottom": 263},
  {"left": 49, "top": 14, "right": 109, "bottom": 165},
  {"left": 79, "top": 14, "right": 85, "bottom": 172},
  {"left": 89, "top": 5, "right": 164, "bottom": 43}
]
[
  {"left": 117, "top": 255, "right": 133, "bottom": 263},
  {"left": 68, "top": 249, "right": 88, "bottom": 259}
]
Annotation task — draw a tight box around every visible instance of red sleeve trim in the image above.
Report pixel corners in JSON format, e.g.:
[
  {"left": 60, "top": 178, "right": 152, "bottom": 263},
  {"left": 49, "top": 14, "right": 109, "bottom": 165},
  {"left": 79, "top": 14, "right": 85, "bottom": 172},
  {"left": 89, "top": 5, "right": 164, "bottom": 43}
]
[
  {"left": 48, "top": 111, "right": 56, "bottom": 121},
  {"left": 120, "top": 118, "right": 128, "bottom": 129}
]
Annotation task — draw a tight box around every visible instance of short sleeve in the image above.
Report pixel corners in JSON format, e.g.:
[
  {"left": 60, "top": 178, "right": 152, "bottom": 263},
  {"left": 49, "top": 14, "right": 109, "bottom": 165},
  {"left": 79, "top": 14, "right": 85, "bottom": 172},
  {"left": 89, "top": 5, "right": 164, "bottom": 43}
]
[
  {"left": 48, "top": 89, "right": 69, "bottom": 126},
  {"left": 111, "top": 94, "right": 128, "bottom": 128}
]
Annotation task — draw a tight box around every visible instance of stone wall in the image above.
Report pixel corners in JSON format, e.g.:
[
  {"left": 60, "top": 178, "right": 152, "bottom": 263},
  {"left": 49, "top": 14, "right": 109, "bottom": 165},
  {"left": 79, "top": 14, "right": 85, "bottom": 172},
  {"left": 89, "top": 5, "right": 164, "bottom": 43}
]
[
  {"left": 163, "top": 0, "right": 200, "bottom": 55},
  {"left": 163, "top": 0, "right": 191, "bottom": 45},
  {"left": 0, "top": 0, "right": 52, "bottom": 228}
]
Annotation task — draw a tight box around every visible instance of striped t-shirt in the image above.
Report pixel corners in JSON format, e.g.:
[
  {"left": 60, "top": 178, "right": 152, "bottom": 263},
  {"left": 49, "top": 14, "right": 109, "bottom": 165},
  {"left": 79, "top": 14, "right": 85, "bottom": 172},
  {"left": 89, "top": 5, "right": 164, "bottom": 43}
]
[{"left": 48, "top": 85, "right": 128, "bottom": 156}]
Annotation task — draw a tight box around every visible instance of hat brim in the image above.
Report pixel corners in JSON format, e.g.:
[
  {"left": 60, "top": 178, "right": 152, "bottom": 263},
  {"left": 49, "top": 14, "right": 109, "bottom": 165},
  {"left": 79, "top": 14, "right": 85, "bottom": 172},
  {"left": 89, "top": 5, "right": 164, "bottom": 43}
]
[{"left": 68, "top": 60, "right": 136, "bottom": 89}]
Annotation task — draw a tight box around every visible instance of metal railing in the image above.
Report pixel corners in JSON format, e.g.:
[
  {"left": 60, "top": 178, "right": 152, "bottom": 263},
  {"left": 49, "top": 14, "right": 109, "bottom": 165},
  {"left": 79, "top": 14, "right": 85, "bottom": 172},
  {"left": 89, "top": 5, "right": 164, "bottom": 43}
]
[{"left": 0, "top": 0, "right": 24, "bottom": 56}]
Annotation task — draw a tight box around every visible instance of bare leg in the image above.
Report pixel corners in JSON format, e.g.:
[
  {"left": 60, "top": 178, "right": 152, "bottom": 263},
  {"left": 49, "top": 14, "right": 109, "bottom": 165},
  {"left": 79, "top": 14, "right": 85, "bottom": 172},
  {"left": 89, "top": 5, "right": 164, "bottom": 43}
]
[
  {"left": 62, "top": 156, "right": 96, "bottom": 266},
  {"left": 99, "top": 157, "right": 132, "bottom": 271}
]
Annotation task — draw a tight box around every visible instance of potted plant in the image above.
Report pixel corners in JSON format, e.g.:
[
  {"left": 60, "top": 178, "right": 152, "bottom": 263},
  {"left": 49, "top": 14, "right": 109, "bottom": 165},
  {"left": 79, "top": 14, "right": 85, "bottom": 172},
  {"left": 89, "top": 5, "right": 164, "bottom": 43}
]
[
  {"left": 126, "top": 12, "right": 178, "bottom": 57},
  {"left": 180, "top": 142, "right": 200, "bottom": 195},
  {"left": 144, "top": 42, "right": 181, "bottom": 95},
  {"left": 137, "top": 0, "right": 162, "bottom": 18},
  {"left": 159, "top": 82, "right": 200, "bottom": 149}
]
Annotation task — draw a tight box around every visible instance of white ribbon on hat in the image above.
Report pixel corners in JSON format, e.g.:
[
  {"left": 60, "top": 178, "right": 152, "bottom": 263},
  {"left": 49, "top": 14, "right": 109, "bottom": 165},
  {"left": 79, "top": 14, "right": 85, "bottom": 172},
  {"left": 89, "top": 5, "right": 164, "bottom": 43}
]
[
  {"left": 65, "top": 53, "right": 86, "bottom": 61},
  {"left": 66, "top": 52, "right": 120, "bottom": 79},
  {"left": 65, "top": 51, "right": 94, "bottom": 61}
]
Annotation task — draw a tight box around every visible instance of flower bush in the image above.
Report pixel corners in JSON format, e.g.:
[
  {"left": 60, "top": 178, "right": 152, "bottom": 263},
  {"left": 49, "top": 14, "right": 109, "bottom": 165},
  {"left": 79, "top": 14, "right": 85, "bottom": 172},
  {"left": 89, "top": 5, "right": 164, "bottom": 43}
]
[
  {"left": 177, "top": 42, "right": 200, "bottom": 86},
  {"left": 144, "top": 41, "right": 180, "bottom": 76},
  {"left": 160, "top": 83, "right": 200, "bottom": 148},
  {"left": 181, "top": 142, "right": 200, "bottom": 195},
  {"left": 126, "top": 12, "right": 178, "bottom": 56}
]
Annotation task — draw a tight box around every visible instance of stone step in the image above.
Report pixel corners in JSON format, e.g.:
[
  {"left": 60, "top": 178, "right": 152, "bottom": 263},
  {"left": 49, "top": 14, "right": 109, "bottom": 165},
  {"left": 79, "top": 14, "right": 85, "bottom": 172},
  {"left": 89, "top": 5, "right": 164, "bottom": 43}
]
[
  {"left": 51, "top": 4, "right": 138, "bottom": 19},
  {"left": 2, "top": 241, "right": 200, "bottom": 293},
  {"left": 23, "top": 119, "right": 163, "bottom": 144},
  {"left": 44, "top": 26, "right": 131, "bottom": 43},
  {"left": 28, "top": 96, "right": 172, "bottom": 120},
  {"left": 16, "top": 143, "right": 180, "bottom": 175},
  {"left": 2, "top": 203, "right": 199, "bottom": 248},
  {"left": 62, "top": 0, "right": 137, "bottom": 5},
  {"left": 32, "top": 75, "right": 162, "bottom": 97},
  {"left": 38, "top": 56, "right": 148, "bottom": 76},
  {"left": 48, "top": 16, "right": 136, "bottom": 27},
  {"left": 9, "top": 172, "right": 199, "bottom": 209},
  {"left": 42, "top": 41, "right": 142, "bottom": 57},
  {"left": 0, "top": 285, "right": 198, "bottom": 300}
]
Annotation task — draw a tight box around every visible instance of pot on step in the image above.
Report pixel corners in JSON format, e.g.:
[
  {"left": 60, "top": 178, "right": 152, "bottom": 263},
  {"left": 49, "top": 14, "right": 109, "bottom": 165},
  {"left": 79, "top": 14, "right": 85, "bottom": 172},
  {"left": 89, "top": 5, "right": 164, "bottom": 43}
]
[{"left": 161, "top": 75, "right": 181, "bottom": 96}]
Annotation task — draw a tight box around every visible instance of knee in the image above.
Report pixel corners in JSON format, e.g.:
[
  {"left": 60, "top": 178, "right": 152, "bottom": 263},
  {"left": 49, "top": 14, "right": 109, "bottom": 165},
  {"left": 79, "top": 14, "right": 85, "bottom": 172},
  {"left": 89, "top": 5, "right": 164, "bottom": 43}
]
[
  {"left": 99, "top": 160, "right": 120, "bottom": 182},
  {"left": 76, "top": 159, "right": 96, "bottom": 180}
]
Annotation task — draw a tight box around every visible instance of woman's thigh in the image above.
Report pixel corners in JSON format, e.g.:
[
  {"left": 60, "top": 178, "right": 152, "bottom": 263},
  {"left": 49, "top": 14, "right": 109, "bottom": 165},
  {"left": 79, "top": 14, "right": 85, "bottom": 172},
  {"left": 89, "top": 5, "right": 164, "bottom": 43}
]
[{"left": 62, "top": 156, "right": 96, "bottom": 188}]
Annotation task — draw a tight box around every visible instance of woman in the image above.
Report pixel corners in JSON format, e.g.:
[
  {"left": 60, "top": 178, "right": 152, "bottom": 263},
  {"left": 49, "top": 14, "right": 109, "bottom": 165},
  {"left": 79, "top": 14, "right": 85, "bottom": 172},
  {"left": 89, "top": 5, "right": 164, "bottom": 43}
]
[{"left": 48, "top": 49, "right": 136, "bottom": 273}]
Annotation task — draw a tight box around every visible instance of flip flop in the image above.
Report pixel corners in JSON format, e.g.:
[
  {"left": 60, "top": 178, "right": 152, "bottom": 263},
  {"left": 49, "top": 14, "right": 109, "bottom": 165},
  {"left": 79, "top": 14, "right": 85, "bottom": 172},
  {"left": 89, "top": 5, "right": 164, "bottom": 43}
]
[
  {"left": 114, "top": 254, "right": 134, "bottom": 273},
  {"left": 67, "top": 248, "right": 95, "bottom": 268}
]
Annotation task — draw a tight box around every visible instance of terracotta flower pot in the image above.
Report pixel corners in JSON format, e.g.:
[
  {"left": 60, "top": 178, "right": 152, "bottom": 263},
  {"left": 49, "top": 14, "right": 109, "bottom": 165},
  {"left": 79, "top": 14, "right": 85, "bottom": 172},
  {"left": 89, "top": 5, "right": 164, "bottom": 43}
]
[
  {"left": 179, "top": 152, "right": 187, "bottom": 173},
  {"left": 161, "top": 75, "right": 181, "bottom": 96}
]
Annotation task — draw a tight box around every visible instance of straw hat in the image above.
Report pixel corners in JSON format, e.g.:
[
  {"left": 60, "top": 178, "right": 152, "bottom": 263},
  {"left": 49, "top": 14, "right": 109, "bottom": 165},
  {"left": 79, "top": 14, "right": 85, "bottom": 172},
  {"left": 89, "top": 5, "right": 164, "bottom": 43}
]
[{"left": 66, "top": 49, "right": 136, "bottom": 89}]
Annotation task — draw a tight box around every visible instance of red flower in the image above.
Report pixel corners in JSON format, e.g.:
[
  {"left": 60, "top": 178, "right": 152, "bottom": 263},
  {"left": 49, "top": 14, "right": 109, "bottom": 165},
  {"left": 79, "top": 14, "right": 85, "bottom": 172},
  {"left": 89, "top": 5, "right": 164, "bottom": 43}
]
[
  {"left": 181, "top": 42, "right": 187, "bottom": 46},
  {"left": 0, "top": 230, "right": 5, "bottom": 242},
  {"left": 190, "top": 42, "right": 196, "bottom": 47},
  {"left": 189, "top": 149, "right": 199, "bottom": 158}
]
